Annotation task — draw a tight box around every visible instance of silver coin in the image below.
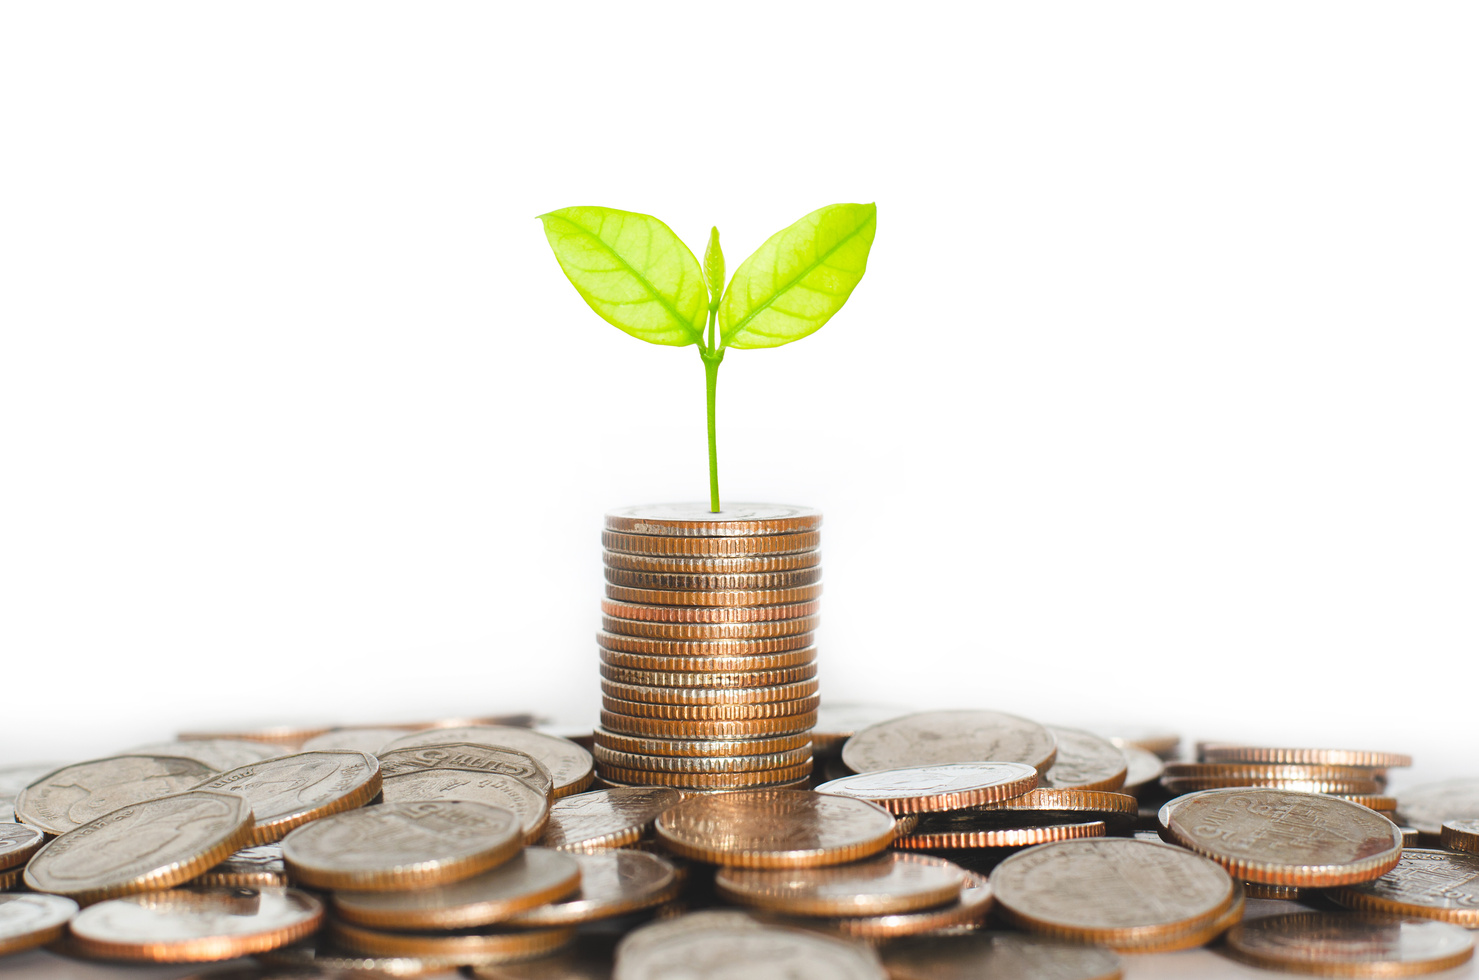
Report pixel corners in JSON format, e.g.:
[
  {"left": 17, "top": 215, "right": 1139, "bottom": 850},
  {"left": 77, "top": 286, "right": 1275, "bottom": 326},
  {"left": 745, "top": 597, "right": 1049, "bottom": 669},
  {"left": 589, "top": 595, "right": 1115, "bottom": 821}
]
[
  {"left": 258, "top": 937, "right": 448, "bottom": 976},
  {"left": 0, "top": 893, "right": 79, "bottom": 957},
  {"left": 1039, "top": 728, "right": 1128, "bottom": 790},
  {"left": 470, "top": 933, "right": 619, "bottom": 980},
  {"left": 127, "top": 739, "right": 279, "bottom": 771},
  {"left": 301, "top": 727, "right": 418, "bottom": 754},
  {"left": 841, "top": 711, "right": 1057, "bottom": 775},
  {"left": 881, "top": 932, "right": 1123, "bottom": 980},
  {"left": 197, "top": 843, "right": 288, "bottom": 888},
  {"left": 0, "top": 764, "right": 68, "bottom": 798},
  {"left": 505, "top": 850, "right": 679, "bottom": 926},
  {"left": 815, "top": 762, "right": 1039, "bottom": 813},
  {"left": 381, "top": 727, "right": 592, "bottom": 797},
  {"left": 0, "top": 822, "right": 45, "bottom": 871},
  {"left": 68, "top": 886, "right": 323, "bottom": 961},
  {"left": 1118, "top": 746, "right": 1165, "bottom": 793},
  {"left": 1332, "top": 849, "right": 1479, "bottom": 927},
  {"left": 377, "top": 742, "right": 554, "bottom": 798},
  {"left": 381, "top": 769, "right": 549, "bottom": 841},
  {"left": 541, "top": 787, "right": 681, "bottom": 851},
  {"left": 14, "top": 755, "right": 217, "bottom": 835},
  {"left": 192, "top": 750, "right": 381, "bottom": 844},
  {"left": 614, "top": 910, "right": 886, "bottom": 980},
  {"left": 1396, "top": 779, "right": 1479, "bottom": 835},
  {"left": 1225, "top": 911, "right": 1474, "bottom": 975}
]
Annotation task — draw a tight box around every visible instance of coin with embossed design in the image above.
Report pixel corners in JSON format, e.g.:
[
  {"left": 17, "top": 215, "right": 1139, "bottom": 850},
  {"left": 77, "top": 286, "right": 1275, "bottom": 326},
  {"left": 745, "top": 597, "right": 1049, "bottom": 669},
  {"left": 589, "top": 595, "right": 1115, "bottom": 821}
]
[
  {"left": 382, "top": 769, "right": 550, "bottom": 842},
  {"left": 0, "top": 823, "right": 45, "bottom": 871},
  {"left": 25, "top": 791, "right": 254, "bottom": 902},
  {"left": 127, "top": 740, "right": 280, "bottom": 772},
  {"left": 504, "top": 850, "right": 680, "bottom": 926},
  {"left": 540, "top": 787, "right": 680, "bottom": 852},
  {"left": 655, "top": 789, "right": 895, "bottom": 868},
  {"left": 0, "top": 894, "right": 78, "bottom": 957},
  {"left": 841, "top": 711, "right": 1058, "bottom": 775},
  {"left": 381, "top": 729, "right": 592, "bottom": 798},
  {"left": 300, "top": 727, "right": 419, "bottom": 754},
  {"left": 66, "top": 886, "right": 323, "bottom": 962},
  {"left": 378, "top": 742, "right": 553, "bottom": 798},
  {"left": 1331, "top": 849, "right": 1479, "bottom": 927},
  {"left": 1225, "top": 911, "right": 1473, "bottom": 977},
  {"left": 1395, "top": 780, "right": 1479, "bottom": 837},
  {"left": 197, "top": 843, "right": 287, "bottom": 888},
  {"left": 328, "top": 917, "right": 576, "bottom": 966},
  {"left": 716, "top": 852, "right": 965, "bottom": 917},
  {"left": 15, "top": 755, "right": 217, "bottom": 835},
  {"left": 810, "top": 703, "right": 913, "bottom": 757},
  {"left": 822, "top": 870, "right": 994, "bottom": 939},
  {"left": 191, "top": 750, "right": 381, "bottom": 845},
  {"left": 881, "top": 931, "right": 1123, "bottom": 980},
  {"left": 613, "top": 910, "right": 885, "bottom": 980},
  {"left": 282, "top": 800, "right": 523, "bottom": 891},
  {"left": 816, "top": 762, "right": 1038, "bottom": 814},
  {"left": 1040, "top": 728, "right": 1128, "bottom": 791}
]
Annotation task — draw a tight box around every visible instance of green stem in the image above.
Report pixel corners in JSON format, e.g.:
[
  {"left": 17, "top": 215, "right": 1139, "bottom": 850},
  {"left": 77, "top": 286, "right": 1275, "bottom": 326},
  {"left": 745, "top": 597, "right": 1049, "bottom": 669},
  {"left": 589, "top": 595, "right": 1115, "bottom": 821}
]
[{"left": 701, "top": 346, "right": 723, "bottom": 512}]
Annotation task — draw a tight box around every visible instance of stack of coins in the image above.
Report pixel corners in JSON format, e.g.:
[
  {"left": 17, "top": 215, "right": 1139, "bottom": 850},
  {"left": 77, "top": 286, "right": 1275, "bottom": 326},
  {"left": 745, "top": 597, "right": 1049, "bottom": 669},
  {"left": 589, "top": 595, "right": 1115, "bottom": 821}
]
[{"left": 595, "top": 504, "right": 822, "bottom": 792}]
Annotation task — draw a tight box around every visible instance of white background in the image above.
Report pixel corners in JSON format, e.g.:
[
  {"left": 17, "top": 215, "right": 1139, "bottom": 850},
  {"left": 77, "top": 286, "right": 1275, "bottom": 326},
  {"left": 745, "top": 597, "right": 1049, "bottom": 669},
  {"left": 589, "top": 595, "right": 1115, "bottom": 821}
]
[{"left": 3, "top": 5, "right": 1476, "bottom": 777}]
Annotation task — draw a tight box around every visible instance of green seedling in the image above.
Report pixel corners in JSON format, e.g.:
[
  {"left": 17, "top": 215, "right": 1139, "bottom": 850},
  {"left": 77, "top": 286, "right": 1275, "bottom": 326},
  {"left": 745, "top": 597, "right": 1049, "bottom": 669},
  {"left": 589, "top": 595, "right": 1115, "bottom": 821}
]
[{"left": 539, "top": 202, "right": 877, "bottom": 512}]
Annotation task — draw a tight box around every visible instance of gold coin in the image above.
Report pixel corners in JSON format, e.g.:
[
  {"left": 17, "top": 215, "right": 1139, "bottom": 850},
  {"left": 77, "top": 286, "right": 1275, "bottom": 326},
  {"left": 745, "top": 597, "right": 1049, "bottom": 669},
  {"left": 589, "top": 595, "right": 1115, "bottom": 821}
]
[
  {"left": 602, "top": 615, "right": 819, "bottom": 640},
  {"left": 332, "top": 847, "right": 582, "bottom": 930},
  {"left": 1225, "top": 911, "right": 1474, "bottom": 977},
  {"left": 599, "top": 662, "right": 818, "bottom": 689},
  {"left": 599, "top": 645, "right": 817, "bottom": 674},
  {"left": 593, "top": 744, "right": 811, "bottom": 774},
  {"left": 601, "top": 598, "right": 822, "bottom": 624},
  {"left": 606, "top": 566, "right": 822, "bottom": 591},
  {"left": 601, "top": 679, "right": 819, "bottom": 706},
  {"left": 190, "top": 750, "right": 382, "bottom": 845},
  {"left": 604, "top": 584, "right": 824, "bottom": 609},
  {"left": 1161, "top": 788, "right": 1404, "bottom": 887},
  {"left": 893, "top": 818, "right": 1107, "bottom": 850},
  {"left": 65, "top": 886, "right": 323, "bottom": 963},
  {"left": 24, "top": 791, "right": 255, "bottom": 903},
  {"left": 604, "top": 503, "right": 822, "bottom": 537},
  {"left": 328, "top": 918, "right": 576, "bottom": 967},
  {"left": 1112, "top": 885, "right": 1245, "bottom": 954},
  {"left": 828, "top": 871, "right": 995, "bottom": 939},
  {"left": 1200, "top": 745, "right": 1413, "bottom": 768},
  {"left": 602, "top": 530, "right": 819, "bottom": 557},
  {"left": 1164, "top": 762, "right": 1383, "bottom": 782},
  {"left": 815, "top": 762, "right": 1039, "bottom": 815},
  {"left": 539, "top": 787, "right": 680, "bottom": 852},
  {"left": 715, "top": 852, "right": 966, "bottom": 917},
  {"left": 603, "top": 550, "right": 821, "bottom": 574},
  {"left": 1163, "top": 777, "right": 1384, "bottom": 795},
  {"left": 381, "top": 770, "right": 550, "bottom": 844},
  {"left": 502, "top": 850, "right": 681, "bottom": 926},
  {"left": 597, "top": 762, "right": 813, "bottom": 790},
  {"left": 1040, "top": 728, "right": 1129, "bottom": 791},
  {"left": 599, "top": 710, "right": 817, "bottom": 740},
  {"left": 1441, "top": 819, "right": 1479, "bottom": 854},
  {"left": 593, "top": 728, "right": 811, "bottom": 759},
  {"left": 282, "top": 801, "right": 524, "bottom": 892},
  {"left": 0, "top": 823, "right": 45, "bottom": 872},
  {"left": 600, "top": 695, "right": 820, "bottom": 721},
  {"left": 0, "top": 894, "right": 78, "bottom": 957},
  {"left": 599, "top": 776, "right": 814, "bottom": 797},
  {"left": 654, "top": 789, "right": 896, "bottom": 868},
  {"left": 197, "top": 843, "right": 288, "bottom": 888},
  {"left": 1331, "top": 849, "right": 1479, "bottom": 927},
  {"left": 596, "top": 630, "right": 814, "bottom": 657}
]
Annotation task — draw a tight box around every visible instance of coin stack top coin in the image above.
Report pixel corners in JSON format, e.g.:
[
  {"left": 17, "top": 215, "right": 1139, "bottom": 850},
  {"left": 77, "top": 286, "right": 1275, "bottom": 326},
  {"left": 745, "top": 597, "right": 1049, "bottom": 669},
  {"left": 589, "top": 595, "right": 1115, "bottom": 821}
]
[{"left": 597, "top": 504, "right": 822, "bottom": 792}]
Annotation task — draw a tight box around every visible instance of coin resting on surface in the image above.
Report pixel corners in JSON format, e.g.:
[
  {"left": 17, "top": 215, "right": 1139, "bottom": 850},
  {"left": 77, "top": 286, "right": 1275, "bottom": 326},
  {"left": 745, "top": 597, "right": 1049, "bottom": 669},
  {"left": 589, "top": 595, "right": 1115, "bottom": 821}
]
[
  {"left": 298, "top": 727, "right": 418, "bottom": 754},
  {"left": 14, "top": 755, "right": 217, "bottom": 835},
  {"left": 715, "top": 852, "right": 966, "bottom": 917},
  {"left": 1441, "top": 819, "right": 1479, "bottom": 854},
  {"left": 468, "top": 933, "right": 619, "bottom": 980},
  {"left": 1119, "top": 745, "right": 1166, "bottom": 793},
  {"left": 66, "top": 886, "right": 324, "bottom": 962},
  {"left": 327, "top": 917, "right": 577, "bottom": 966},
  {"left": 380, "top": 728, "right": 593, "bottom": 799},
  {"left": 1224, "top": 911, "right": 1474, "bottom": 977},
  {"left": 1395, "top": 779, "right": 1479, "bottom": 836},
  {"left": 613, "top": 910, "right": 886, "bottom": 980},
  {"left": 24, "top": 790, "right": 255, "bottom": 903},
  {"left": 0, "top": 893, "right": 79, "bottom": 958},
  {"left": 599, "top": 710, "right": 817, "bottom": 740},
  {"left": 377, "top": 742, "right": 554, "bottom": 799},
  {"left": 604, "top": 503, "right": 823, "bottom": 537},
  {"left": 596, "top": 630, "right": 816, "bottom": 657},
  {"left": 601, "top": 529, "right": 820, "bottom": 556},
  {"left": 281, "top": 800, "right": 523, "bottom": 892},
  {"left": 190, "top": 750, "right": 381, "bottom": 845},
  {"left": 126, "top": 740, "right": 280, "bottom": 772},
  {"left": 1200, "top": 745, "right": 1413, "bottom": 768},
  {"left": 815, "top": 762, "right": 1039, "bottom": 814},
  {"left": 840, "top": 710, "right": 1058, "bottom": 775},
  {"left": 539, "top": 786, "right": 680, "bottom": 851},
  {"left": 880, "top": 931, "right": 1124, "bottom": 980},
  {"left": 655, "top": 789, "right": 896, "bottom": 868},
  {"left": 593, "top": 744, "right": 812, "bottom": 774},
  {"left": 0, "top": 823, "right": 45, "bottom": 871},
  {"left": 382, "top": 769, "right": 550, "bottom": 842},
  {"left": 1038, "top": 728, "right": 1129, "bottom": 791},
  {"left": 893, "top": 817, "right": 1108, "bottom": 850},
  {"left": 333, "top": 847, "right": 582, "bottom": 930},
  {"left": 257, "top": 936, "right": 457, "bottom": 976},
  {"left": 825, "top": 870, "right": 996, "bottom": 939},
  {"left": 503, "top": 849, "right": 680, "bottom": 926},
  {"left": 594, "top": 728, "right": 812, "bottom": 758},
  {"left": 1330, "top": 849, "right": 1479, "bottom": 927},
  {"left": 197, "top": 843, "right": 288, "bottom": 888},
  {"left": 602, "top": 549, "right": 821, "bottom": 574}
]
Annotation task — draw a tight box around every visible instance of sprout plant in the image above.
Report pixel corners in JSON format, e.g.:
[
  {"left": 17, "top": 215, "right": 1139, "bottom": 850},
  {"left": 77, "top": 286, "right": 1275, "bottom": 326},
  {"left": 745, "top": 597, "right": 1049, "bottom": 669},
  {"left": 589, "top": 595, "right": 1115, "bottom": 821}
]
[{"left": 539, "top": 203, "right": 877, "bottom": 512}]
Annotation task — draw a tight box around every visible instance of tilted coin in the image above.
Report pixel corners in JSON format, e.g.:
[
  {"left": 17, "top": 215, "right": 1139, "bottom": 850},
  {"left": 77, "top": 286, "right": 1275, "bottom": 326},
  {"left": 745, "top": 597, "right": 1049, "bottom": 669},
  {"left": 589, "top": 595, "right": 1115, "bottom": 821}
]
[
  {"left": 24, "top": 790, "right": 254, "bottom": 902},
  {"left": 604, "top": 503, "right": 822, "bottom": 537},
  {"left": 127, "top": 739, "right": 280, "bottom": 771},
  {"left": 893, "top": 817, "right": 1108, "bottom": 851},
  {"left": 600, "top": 599, "right": 821, "bottom": 624},
  {"left": 816, "top": 762, "right": 1039, "bottom": 814},
  {"left": 602, "top": 530, "right": 820, "bottom": 557},
  {"left": 655, "top": 789, "right": 895, "bottom": 868},
  {"left": 599, "top": 710, "right": 817, "bottom": 740},
  {"left": 605, "top": 584, "right": 824, "bottom": 608},
  {"left": 281, "top": 800, "right": 523, "bottom": 891},
  {"left": 197, "top": 843, "right": 287, "bottom": 888},
  {"left": 715, "top": 852, "right": 966, "bottom": 917},
  {"left": 1102, "top": 728, "right": 1181, "bottom": 760},
  {"left": 811, "top": 703, "right": 914, "bottom": 756},
  {"left": 1442, "top": 819, "right": 1479, "bottom": 854},
  {"left": 602, "top": 615, "right": 820, "bottom": 640},
  {"left": 300, "top": 727, "right": 419, "bottom": 754},
  {"left": 599, "top": 646, "right": 817, "bottom": 675},
  {"left": 613, "top": 910, "right": 886, "bottom": 980},
  {"left": 603, "top": 549, "right": 822, "bottom": 574},
  {"left": 1224, "top": 911, "right": 1473, "bottom": 978},
  {"left": 328, "top": 917, "right": 576, "bottom": 966},
  {"left": 1039, "top": 728, "right": 1128, "bottom": 791},
  {"left": 0, "top": 893, "right": 78, "bottom": 957},
  {"left": 594, "top": 728, "right": 811, "bottom": 759},
  {"left": 378, "top": 742, "right": 554, "bottom": 798},
  {"left": 504, "top": 849, "right": 680, "bottom": 926},
  {"left": 1395, "top": 779, "right": 1479, "bottom": 836},
  {"left": 593, "top": 744, "right": 811, "bottom": 774},
  {"left": 840, "top": 710, "right": 1057, "bottom": 775},
  {"left": 540, "top": 787, "right": 680, "bottom": 852},
  {"left": 820, "top": 871, "right": 995, "bottom": 940},
  {"left": 178, "top": 725, "right": 334, "bottom": 749},
  {"left": 596, "top": 630, "right": 815, "bottom": 658},
  {"left": 0, "top": 823, "right": 45, "bottom": 871},
  {"left": 599, "top": 695, "right": 820, "bottom": 721},
  {"left": 599, "top": 662, "right": 818, "bottom": 689},
  {"left": 605, "top": 565, "right": 823, "bottom": 592},
  {"left": 0, "top": 866, "right": 20, "bottom": 891},
  {"left": 1201, "top": 745, "right": 1413, "bottom": 768},
  {"left": 598, "top": 762, "right": 813, "bottom": 790},
  {"left": 191, "top": 750, "right": 382, "bottom": 845},
  {"left": 333, "top": 847, "right": 582, "bottom": 930},
  {"left": 381, "top": 728, "right": 593, "bottom": 798},
  {"left": 66, "top": 886, "right": 323, "bottom": 962},
  {"left": 1119, "top": 746, "right": 1165, "bottom": 793},
  {"left": 14, "top": 755, "right": 217, "bottom": 835},
  {"left": 1331, "top": 849, "right": 1479, "bottom": 927},
  {"left": 1160, "top": 788, "right": 1404, "bottom": 887},
  {"left": 990, "top": 838, "right": 1236, "bottom": 949},
  {"left": 881, "top": 931, "right": 1123, "bottom": 980},
  {"left": 469, "top": 933, "right": 618, "bottom": 980},
  {"left": 974, "top": 787, "right": 1140, "bottom": 829},
  {"left": 382, "top": 769, "right": 550, "bottom": 843},
  {"left": 600, "top": 678, "right": 819, "bottom": 706}
]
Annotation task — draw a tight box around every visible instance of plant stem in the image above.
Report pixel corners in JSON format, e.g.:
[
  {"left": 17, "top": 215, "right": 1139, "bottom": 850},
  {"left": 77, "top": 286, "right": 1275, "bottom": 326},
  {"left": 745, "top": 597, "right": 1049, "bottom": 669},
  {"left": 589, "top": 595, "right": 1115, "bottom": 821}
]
[{"left": 701, "top": 346, "right": 724, "bottom": 512}]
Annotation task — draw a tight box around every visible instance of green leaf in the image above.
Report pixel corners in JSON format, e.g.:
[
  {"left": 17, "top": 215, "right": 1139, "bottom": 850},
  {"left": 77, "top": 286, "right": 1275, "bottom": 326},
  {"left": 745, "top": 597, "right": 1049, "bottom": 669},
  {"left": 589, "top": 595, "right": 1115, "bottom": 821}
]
[
  {"left": 718, "top": 203, "right": 877, "bottom": 350},
  {"left": 703, "top": 226, "right": 725, "bottom": 311},
  {"left": 538, "top": 206, "right": 706, "bottom": 346}
]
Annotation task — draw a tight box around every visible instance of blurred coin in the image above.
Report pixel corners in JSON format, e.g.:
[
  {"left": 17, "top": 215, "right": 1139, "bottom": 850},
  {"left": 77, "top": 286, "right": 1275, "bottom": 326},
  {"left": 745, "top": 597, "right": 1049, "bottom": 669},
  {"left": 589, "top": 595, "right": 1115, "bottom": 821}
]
[
  {"left": 0, "top": 801, "right": 13, "bottom": 824},
  {"left": 378, "top": 743, "right": 554, "bottom": 799},
  {"left": 1331, "top": 849, "right": 1479, "bottom": 927},
  {"left": 1202, "top": 745, "right": 1412, "bottom": 768},
  {"left": 894, "top": 817, "right": 1107, "bottom": 850},
  {"left": 1164, "top": 762, "right": 1383, "bottom": 782},
  {"left": 197, "top": 843, "right": 287, "bottom": 888},
  {"left": 1163, "top": 777, "right": 1384, "bottom": 795},
  {"left": 599, "top": 695, "right": 820, "bottom": 721},
  {"left": 605, "top": 566, "right": 821, "bottom": 591},
  {"left": 601, "top": 530, "right": 819, "bottom": 557},
  {"left": 0, "top": 765, "right": 64, "bottom": 799},
  {"left": 0, "top": 823, "right": 45, "bottom": 871},
  {"left": 540, "top": 787, "right": 680, "bottom": 852},
  {"left": 15, "top": 755, "right": 217, "bottom": 835},
  {"left": 825, "top": 870, "right": 994, "bottom": 939},
  {"left": 816, "top": 762, "right": 1039, "bottom": 814},
  {"left": 1330, "top": 794, "right": 1398, "bottom": 812},
  {"left": 1441, "top": 819, "right": 1479, "bottom": 854},
  {"left": 1040, "top": 728, "right": 1128, "bottom": 791},
  {"left": 1244, "top": 882, "right": 1306, "bottom": 900},
  {"left": 1161, "top": 788, "right": 1404, "bottom": 887},
  {"left": 0, "top": 893, "right": 78, "bottom": 957},
  {"left": 0, "top": 866, "right": 20, "bottom": 891},
  {"left": 25, "top": 791, "right": 254, "bottom": 902},
  {"left": 178, "top": 725, "right": 334, "bottom": 749},
  {"left": 600, "top": 679, "right": 819, "bottom": 706},
  {"left": 599, "top": 710, "right": 817, "bottom": 740},
  {"left": 596, "top": 631, "right": 814, "bottom": 657},
  {"left": 600, "top": 599, "right": 821, "bottom": 624},
  {"left": 602, "top": 615, "right": 820, "bottom": 640},
  {"left": 593, "top": 744, "right": 810, "bottom": 774},
  {"left": 811, "top": 703, "right": 912, "bottom": 756},
  {"left": 1395, "top": 779, "right": 1479, "bottom": 836},
  {"left": 1225, "top": 911, "right": 1473, "bottom": 977},
  {"left": 604, "top": 503, "right": 822, "bottom": 537},
  {"left": 1119, "top": 746, "right": 1165, "bottom": 794},
  {"left": 333, "top": 847, "right": 582, "bottom": 930},
  {"left": 881, "top": 931, "right": 1122, "bottom": 980},
  {"left": 991, "top": 838, "right": 1235, "bottom": 949},
  {"left": 381, "top": 728, "right": 593, "bottom": 798},
  {"left": 841, "top": 710, "right": 1057, "bottom": 775},
  {"left": 301, "top": 727, "right": 418, "bottom": 754},
  {"left": 715, "top": 852, "right": 965, "bottom": 917},
  {"left": 259, "top": 937, "right": 453, "bottom": 976},
  {"left": 328, "top": 918, "right": 575, "bottom": 967},
  {"left": 382, "top": 770, "right": 549, "bottom": 843},
  {"left": 1399, "top": 827, "right": 1422, "bottom": 847},
  {"left": 613, "top": 910, "right": 885, "bottom": 980},
  {"left": 599, "top": 663, "right": 817, "bottom": 689},
  {"left": 192, "top": 750, "right": 381, "bottom": 845},
  {"left": 128, "top": 740, "right": 280, "bottom": 771},
  {"left": 603, "top": 550, "right": 821, "bottom": 574},
  {"left": 598, "top": 763, "right": 813, "bottom": 790},
  {"left": 655, "top": 789, "right": 895, "bottom": 868},
  {"left": 504, "top": 850, "right": 680, "bottom": 926},
  {"left": 282, "top": 801, "right": 522, "bottom": 892},
  {"left": 593, "top": 729, "right": 810, "bottom": 759},
  {"left": 470, "top": 933, "right": 617, "bottom": 980},
  {"left": 605, "top": 584, "right": 823, "bottom": 608},
  {"left": 67, "top": 886, "right": 322, "bottom": 962}
]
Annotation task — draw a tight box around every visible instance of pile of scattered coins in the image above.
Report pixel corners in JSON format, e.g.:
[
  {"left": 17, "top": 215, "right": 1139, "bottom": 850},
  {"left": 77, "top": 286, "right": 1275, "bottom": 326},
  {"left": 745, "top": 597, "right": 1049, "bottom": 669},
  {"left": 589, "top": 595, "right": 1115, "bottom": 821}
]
[
  {"left": 5, "top": 709, "right": 1479, "bottom": 977},
  {"left": 594, "top": 504, "right": 823, "bottom": 792}
]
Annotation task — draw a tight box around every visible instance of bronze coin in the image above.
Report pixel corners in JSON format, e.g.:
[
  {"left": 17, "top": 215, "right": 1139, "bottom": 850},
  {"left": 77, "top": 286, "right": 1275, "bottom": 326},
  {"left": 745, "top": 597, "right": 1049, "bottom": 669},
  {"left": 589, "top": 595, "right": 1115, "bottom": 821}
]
[
  {"left": 602, "top": 550, "right": 821, "bottom": 574},
  {"left": 827, "top": 871, "right": 996, "bottom": 940},
  {"left": 593, "top": 744, "right": 811, "bottom": 774},
  {"left": 539, "top": 787, "right": 681, "bottom": 852},
  {"left": 1225, "top": 911, "right": 1473, "bottom": 977},
  {"left": 715, "top": 852, "right": 966, "bottom": 917},
  {"left": 66, "top": 886, "right": 323, "bottom": 963},
  {"left": 815, "top": 762, "right": 1039, "bottom": 814},
  {"left": 605, "top": 583, "right": 824, "bottom": 607},
  {"left": 1331, "top": 849, "right": 1479, "bottom": 927},
  {"left": 605, "top": 566, "right": 822, "bottom": 591},
  {"left": 594, "top": 728, "right": 811, "bottom": 758},
  {"left": 599, "top": 662, "right": 817, "bottom": 688},
  {"left": 1040, "top": 728, "right": 1128, "bottom": 791},
  {"left": 601, "top": 530, "right": 820, "bottom": 556},
  {"left": 190, "top": 750, "right": 382, "bottom": 845},
  {"left": 880, "top": 932, "right": 1122, "bottom": 980},
  {"left": 601, "top": 615, "right": 820, "bottom": 640},
  {"left": 600, "top": 678, "right": 819, "bottom": 706},
  {"left": 654, "top": 789, "right": 895, "bottom": 868},
  {"left": 894, "top": 818, "right": 1108, "bottom": 850},
  {"left": 596, "top": 630, "right": 814, "bottom": 657},
  {"left": 502, "top": 850, "right": 681, "bottom": 926},
  {"left": 599, "top": 710, "right": 817, "bottom": 740}
]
